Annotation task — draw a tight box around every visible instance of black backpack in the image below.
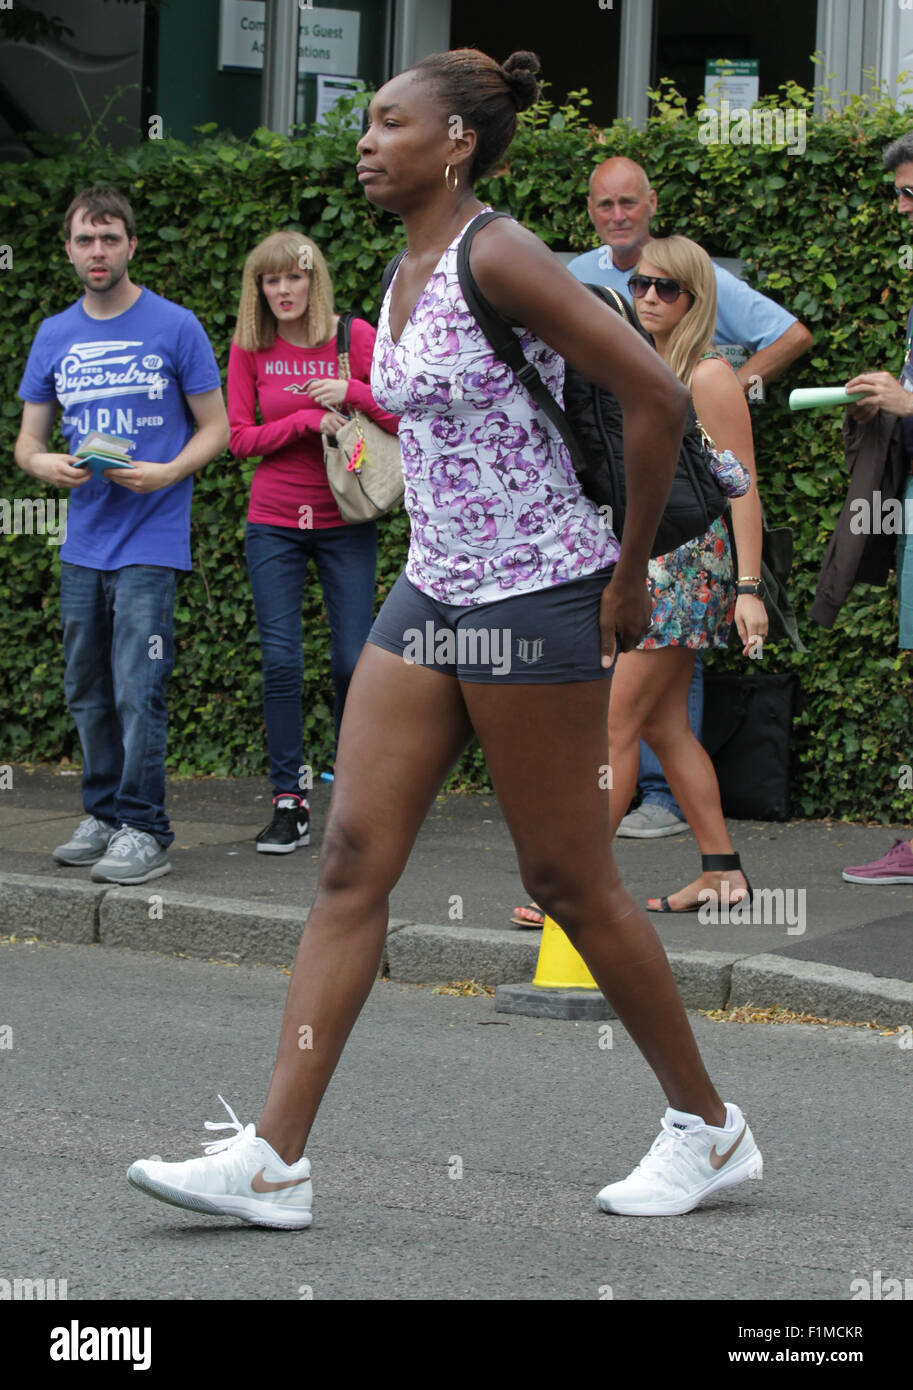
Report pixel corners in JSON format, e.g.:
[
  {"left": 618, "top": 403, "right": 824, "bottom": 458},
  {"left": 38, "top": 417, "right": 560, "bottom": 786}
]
[{"left": 380, "top": 209, "right": 729, "bottom": 557}]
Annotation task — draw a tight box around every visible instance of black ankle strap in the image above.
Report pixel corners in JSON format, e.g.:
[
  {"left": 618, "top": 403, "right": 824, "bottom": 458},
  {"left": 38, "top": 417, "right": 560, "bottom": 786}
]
[{"left": 702, "top": 854, "right": 741, "bottom": 871}]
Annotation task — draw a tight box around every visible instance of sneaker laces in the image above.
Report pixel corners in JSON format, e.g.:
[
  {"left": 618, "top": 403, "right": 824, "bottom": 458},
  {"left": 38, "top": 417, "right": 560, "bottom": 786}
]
[
  {"left": 200, "top": 1094, "right": 255, "bottom": 1155},
  {"left": 635, "top": 1119, "right": 706, "bottom": 1186},
  {"left": 75, "top": 815, "right": 111, "bottom": 839},
  {"left": 107, "top": 826, "right": 147, "bottom": 858}
]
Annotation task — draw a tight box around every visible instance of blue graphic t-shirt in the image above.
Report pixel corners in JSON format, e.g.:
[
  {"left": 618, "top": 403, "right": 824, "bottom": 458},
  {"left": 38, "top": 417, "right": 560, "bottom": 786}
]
[{"left": 18, "top": 287, "right": 222, "bottom": 570}]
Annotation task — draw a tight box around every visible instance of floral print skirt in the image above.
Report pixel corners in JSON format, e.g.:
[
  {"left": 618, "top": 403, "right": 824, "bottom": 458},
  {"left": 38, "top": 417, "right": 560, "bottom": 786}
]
[{"left": 637, "top": 515, "right": 734, "bottom": 650}]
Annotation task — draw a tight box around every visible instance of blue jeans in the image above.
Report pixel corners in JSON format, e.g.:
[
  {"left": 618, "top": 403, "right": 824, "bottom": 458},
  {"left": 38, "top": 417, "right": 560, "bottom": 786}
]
[
  {"left": 638, "top": 652, "right": 704, "bottom": 819},
  {"left": 245, "top": 520, "right": 378, "bottom": 793},
  {"left": 60, "top": 562, "right": 177, "bottom": 847}
]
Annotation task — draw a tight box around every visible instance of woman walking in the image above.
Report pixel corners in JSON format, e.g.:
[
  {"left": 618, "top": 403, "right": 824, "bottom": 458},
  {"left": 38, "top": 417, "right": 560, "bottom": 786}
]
[
  {"left": 228, "top": 230, "right": 399, "bottom": 853},
  {"left": 127, "top": 50, "right": 762, "bottom": 1225},
  {"left": 607, "top": 237, "right": 768, "bottom": 912}
]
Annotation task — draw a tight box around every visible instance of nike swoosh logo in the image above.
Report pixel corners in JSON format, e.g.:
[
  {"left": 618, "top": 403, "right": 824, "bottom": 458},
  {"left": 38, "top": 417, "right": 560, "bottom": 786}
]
[
  {"left": 297, "top": 822, "right": 308, "bottom": 835},
  {"left": 709, "top": 1124, "right": 746, "bottom": 1170},
  {"left": 250, "top": 1167, "right": 309, "bottom": 1193}
]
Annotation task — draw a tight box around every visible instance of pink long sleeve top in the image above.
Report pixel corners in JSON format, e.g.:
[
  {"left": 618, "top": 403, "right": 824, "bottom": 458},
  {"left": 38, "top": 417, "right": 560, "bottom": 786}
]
[{"left": 227, "top": 317, "right": 400, "bottom": 529}]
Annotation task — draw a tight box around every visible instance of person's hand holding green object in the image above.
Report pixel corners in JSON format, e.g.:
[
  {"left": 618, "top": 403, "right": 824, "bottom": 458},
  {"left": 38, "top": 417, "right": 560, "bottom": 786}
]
[{"left": 844, "top": 371, "right": 913, "bottom": 423}]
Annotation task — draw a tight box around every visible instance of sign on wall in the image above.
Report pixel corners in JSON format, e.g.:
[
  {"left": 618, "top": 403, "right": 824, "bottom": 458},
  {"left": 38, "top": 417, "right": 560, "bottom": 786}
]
[
  {"left": 218, "top": 1, "right": 360, "bottom": 76},
  {"left": 704, "top": 59, "right": 760, "bottom": 109},
  {"left": 316, "top": 75, "right": 364, "bottom": 125}
]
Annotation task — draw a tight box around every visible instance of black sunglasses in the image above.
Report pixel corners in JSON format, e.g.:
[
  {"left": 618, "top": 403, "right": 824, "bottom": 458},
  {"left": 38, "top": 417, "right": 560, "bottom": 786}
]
[
  {"left": 894, "top": 185, "right": 913, "bottom": 200},
  {"left": 627, "top": 274, "right": 692, "bottom": 304}
]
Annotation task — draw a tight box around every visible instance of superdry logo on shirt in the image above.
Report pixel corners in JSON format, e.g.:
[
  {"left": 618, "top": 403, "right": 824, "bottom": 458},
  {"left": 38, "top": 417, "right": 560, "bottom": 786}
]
[{"left": 54, "top": 341, "right": 170, "bottom": 406}]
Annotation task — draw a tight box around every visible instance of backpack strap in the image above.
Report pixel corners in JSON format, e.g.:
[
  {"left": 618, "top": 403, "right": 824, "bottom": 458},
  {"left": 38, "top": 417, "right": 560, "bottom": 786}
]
[
  {"left": 380, "top": 249, "right": 408, "bottom": 303},
  {"left": 456, "top": 210, "right": 590, "bottom": 471}
]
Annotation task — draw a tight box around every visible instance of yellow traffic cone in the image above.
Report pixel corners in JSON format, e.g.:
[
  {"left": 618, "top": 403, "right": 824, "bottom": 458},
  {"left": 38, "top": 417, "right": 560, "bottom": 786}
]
[{"left": 532, "top": 915, "right": 599, "bottom": 990}]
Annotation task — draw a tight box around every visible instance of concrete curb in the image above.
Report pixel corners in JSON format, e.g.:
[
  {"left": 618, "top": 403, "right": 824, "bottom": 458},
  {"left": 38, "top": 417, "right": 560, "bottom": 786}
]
[
  {"left": 98, "top": 890, "right": 413, "bottom": 969},
  {"left": 0, "top": 871, "right": 413, "bottom": 973},
  {"left": 2, "top": 871, "right": 912, "bottom": 1025},
  {"left": 386, "top": 923, "right": 541, "bottom": 985},
  {"left": 0, "top": 872, "right": 105, "bottom": 944},
  {"left": 729, "top": 952, "right": 913, "bottom": 1029}
]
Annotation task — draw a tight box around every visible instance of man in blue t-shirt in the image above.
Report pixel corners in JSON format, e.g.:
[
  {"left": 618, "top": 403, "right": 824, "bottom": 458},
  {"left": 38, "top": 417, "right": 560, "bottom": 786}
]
[
  {"left": 15, "top": 185, "right": 229, "bottom": 883},
  {"left": 565, "top": 157, "right": 813, "bottom": 844}
]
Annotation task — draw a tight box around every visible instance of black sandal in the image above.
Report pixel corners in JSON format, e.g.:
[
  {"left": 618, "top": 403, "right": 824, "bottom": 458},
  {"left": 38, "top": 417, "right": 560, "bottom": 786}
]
[{"left": 647, "top": 853, "right": 753, "bottom": 913}]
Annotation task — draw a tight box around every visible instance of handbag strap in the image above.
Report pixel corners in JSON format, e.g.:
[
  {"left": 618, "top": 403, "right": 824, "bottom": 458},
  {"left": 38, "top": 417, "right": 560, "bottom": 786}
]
[
  {"left": 596, "top": 283, "right": 639, "bottom": 329},
  {"left": 335, "top": 311, "right": 355, "bottom": 382}
]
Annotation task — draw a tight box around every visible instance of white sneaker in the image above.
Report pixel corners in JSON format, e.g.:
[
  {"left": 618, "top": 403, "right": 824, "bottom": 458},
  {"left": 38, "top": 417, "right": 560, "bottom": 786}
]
[
  {"left": 596, "top": 1102, "right": 762, "bottom": 1216},
  {"left": 127, "top": 1096, "right": 312, "bottom": 1229}
]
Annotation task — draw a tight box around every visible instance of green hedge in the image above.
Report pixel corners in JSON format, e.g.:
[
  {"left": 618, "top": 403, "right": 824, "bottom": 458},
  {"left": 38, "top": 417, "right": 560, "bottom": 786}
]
[{"left": 2, "top": 82, "right": 912, "bottom": 816}]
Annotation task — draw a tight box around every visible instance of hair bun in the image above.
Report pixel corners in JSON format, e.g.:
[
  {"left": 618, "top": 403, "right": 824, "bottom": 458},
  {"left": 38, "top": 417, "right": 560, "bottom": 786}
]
[{"left": 501, "top": 50, "right": 541, "bottom": 112}]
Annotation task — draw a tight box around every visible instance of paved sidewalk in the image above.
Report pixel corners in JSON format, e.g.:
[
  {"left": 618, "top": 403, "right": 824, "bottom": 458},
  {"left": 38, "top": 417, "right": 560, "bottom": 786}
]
[{"left": 1, "top": 764, "right": 911, "bottom": 1024}]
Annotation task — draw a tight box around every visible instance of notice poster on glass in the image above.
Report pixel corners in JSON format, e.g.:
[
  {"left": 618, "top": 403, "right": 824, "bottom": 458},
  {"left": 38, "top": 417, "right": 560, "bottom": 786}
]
[
  {"left": 704, "top": 59, "right": 759, "bottom": 109},
  {"left": 218, "top": 0, "right": 360, "bottom": 76},
  {"left": 315, "top": 74, "right": 365, "bottom": 127}
]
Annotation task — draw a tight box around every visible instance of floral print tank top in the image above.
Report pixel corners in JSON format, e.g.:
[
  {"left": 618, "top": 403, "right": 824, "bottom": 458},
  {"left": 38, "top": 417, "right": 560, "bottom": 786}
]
[{"left": 370, "top": 210, "right": 620, "bottom": 606}]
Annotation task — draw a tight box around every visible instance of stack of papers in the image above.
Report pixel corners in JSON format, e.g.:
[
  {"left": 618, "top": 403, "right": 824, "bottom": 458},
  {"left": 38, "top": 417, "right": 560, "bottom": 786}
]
[{"left": 74, "top": 430, "right": 135, "bottom": 479}]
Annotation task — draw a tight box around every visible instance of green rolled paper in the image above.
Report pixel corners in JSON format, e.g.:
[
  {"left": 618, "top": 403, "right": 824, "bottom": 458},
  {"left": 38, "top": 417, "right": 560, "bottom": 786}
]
[{"left": 788, "top": 387, "right": 863, "bottom": 411}]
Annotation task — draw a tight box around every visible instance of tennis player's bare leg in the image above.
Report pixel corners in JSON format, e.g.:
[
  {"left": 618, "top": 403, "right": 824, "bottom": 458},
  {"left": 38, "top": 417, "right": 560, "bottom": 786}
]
[
  {"left": 257, "top": 645, "right": 473, "bottom": 1165},
  {"left": 461, "top": 675, "right": 726, "bottom": 1126}
]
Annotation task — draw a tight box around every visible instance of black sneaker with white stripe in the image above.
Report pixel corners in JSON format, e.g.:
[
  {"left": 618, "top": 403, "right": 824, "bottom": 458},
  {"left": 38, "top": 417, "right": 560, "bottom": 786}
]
[{"left": 255, "top": 795, "right": 310, "bottom": 854}]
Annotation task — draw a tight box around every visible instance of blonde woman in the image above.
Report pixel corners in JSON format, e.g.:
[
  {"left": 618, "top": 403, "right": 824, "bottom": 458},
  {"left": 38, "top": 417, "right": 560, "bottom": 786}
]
[
  {"left": 608, "top": 235, "right": 768, "bottom": 911},
  {"left": 228, "top": 230, "right": 399, "bottom": 852}
]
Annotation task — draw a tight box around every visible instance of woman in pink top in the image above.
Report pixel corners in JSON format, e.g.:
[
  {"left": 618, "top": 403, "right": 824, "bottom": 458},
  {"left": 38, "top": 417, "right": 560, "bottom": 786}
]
[{"left": 228, "top": 230, "right": 399, "bottom": 853}]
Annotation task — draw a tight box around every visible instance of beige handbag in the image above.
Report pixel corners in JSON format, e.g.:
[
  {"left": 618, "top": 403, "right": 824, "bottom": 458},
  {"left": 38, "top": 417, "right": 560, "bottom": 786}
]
[{"left": 323, "top": 314, "right": 404, "bottom": 524}]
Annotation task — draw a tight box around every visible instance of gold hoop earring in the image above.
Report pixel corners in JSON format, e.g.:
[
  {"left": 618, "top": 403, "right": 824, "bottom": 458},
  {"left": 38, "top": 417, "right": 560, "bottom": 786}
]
[{"left": 444, "top": 164, "right": 459, "bottom": 192}]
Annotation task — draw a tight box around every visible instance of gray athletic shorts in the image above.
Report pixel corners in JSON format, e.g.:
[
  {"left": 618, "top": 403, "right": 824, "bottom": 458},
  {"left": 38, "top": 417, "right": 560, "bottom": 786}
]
[{"left": 367, "top": 566, "right": 617, "bottom": 684}]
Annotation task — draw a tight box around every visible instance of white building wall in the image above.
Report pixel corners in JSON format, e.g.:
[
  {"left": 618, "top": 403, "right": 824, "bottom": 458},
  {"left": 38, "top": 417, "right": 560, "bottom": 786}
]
[{"left": 880, "top": 0, "right": 913, "bottom": 107}]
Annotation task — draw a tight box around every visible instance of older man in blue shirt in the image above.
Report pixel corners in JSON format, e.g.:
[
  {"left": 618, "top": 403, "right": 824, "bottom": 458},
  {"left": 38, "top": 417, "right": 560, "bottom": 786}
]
[
  {"left": 569, "top": 157, "right": 811, "bottom": 843},
  {"left": 567, "top": 156, "right": 812, "bottom": 394}
]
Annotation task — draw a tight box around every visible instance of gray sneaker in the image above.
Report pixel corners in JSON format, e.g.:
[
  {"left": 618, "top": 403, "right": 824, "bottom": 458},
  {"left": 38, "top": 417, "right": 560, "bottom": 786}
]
[
  {"left": 53, "top": 815, "right": 119, "bottom": 866},
  {"left": 90, "top": 825, "right": 172, "bottom": 884},
  {"left": 617, "top": 803, "right": 691, "bottom": 839}
]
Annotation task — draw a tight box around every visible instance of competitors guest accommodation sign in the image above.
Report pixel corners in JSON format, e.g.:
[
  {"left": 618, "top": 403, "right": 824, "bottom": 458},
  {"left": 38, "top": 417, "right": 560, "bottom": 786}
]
[{"left": 218, "top": 0, "right": 360, "bottom": 75}]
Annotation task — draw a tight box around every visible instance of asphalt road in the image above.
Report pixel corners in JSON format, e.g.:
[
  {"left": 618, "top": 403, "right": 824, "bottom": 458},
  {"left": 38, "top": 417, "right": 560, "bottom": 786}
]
[{"left": 3, "top": 934, "right": 912, "bottom": 1307}]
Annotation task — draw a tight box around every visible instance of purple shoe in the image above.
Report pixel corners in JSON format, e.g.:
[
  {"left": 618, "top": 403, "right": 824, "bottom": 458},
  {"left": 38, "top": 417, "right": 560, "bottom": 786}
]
[{"left": 842, "top": 838, "right": 913, "bottom": 885}]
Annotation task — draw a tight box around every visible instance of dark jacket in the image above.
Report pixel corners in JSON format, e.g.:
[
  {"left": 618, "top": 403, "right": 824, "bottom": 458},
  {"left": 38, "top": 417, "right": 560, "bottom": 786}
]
[{"left": 809, "top": 407, "right": 909, "bottom": 628}]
